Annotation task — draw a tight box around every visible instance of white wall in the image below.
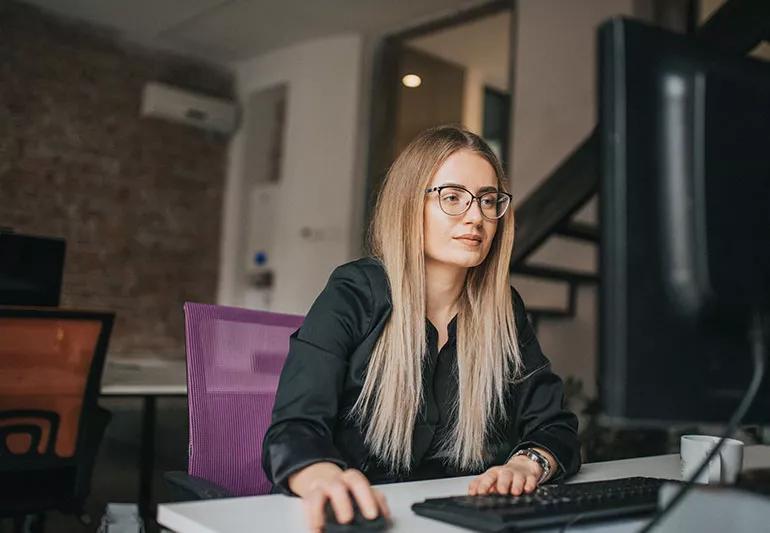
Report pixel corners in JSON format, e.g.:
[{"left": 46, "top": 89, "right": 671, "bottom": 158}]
[
  {"left": 217, "top": 34, "right": 364, "bottom": 314},
  {"left": 511, "top": 0, "right": 635, "bottom": 202},
  {"left": 510, "top": 0, "right": 638, "bottom": 396}
]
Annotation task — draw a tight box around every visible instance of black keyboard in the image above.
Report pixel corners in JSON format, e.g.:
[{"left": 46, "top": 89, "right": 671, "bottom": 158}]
[{"left": 412, "top": 476, "right": 673, "bottom": 532}]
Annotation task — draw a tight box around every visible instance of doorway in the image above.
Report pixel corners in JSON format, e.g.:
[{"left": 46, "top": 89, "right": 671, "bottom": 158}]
[{"left": 365, "top": 1, "right": 514, "bottom": 226}]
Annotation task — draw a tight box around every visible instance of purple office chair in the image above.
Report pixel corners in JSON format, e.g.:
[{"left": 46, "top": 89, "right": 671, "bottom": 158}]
[{"left": 165, "top": 302, "right": 304, "bottom": 499}]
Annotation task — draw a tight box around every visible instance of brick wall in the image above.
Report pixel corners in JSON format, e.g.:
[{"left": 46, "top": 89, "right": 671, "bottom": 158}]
[{"left": 0, "top": 2, "right": 233, "bottom": 359}]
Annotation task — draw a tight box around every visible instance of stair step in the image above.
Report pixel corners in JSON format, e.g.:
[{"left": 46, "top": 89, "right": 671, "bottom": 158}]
[
  {"left": 527, "top": 305, "right": 575, "bottom": 333},
  {"left": 511, "top": 264, "right": 599, "bottom": 284},
  {"left": 511, "top": 275, "right": 570, "bottom": 310},
  {"left": 555, "top": 221, "right": 599, "bottom": 242},
  {"left": 525, "top": 238, "right": 597, "bottom": 274}
]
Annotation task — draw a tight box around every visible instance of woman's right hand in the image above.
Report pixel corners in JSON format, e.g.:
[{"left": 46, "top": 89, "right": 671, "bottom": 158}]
[{"left": 288, "top": 462, "right": 390, "bottom": 532}]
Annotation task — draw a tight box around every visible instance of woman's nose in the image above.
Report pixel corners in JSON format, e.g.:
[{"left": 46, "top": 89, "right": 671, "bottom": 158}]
[{"left": 463, "top": 199, "right": 484, "bottom": 223}]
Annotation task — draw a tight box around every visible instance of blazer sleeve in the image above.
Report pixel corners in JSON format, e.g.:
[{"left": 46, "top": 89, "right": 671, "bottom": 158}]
[
  {"left": 507, "top": 288, "right": 582, "bottom": 481},
  {"left": 262, "top": 262, "right": 374, "bottom": 494}
]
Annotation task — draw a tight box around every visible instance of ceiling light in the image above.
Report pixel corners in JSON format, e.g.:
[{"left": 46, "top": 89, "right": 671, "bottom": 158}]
[{"left": 402, "top": 74, "right": 422, "bottom": 88}]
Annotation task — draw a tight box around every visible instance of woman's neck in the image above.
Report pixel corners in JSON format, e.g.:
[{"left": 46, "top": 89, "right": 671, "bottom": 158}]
[{"left": 424, "top": 258, "right": 466, "bottom": 320}]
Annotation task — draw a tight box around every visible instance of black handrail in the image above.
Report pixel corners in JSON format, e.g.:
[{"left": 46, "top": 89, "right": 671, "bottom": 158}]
[{"left": 511, "top": 130, "right": 598, "bottom": 266}]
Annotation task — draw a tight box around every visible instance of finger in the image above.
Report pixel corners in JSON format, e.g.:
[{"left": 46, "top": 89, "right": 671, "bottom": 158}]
[
  {"left": 327, "top": 482, "right": 354, "bottom": 524},
  {"left": 373, "top": 489, "right": 391, "bottom": 518},
  {"left": 343, "top": 470, "right": 379, "bottom": 519},
  {"left": 524, "top": 474, "right": 538, "bottom": 493},
  {"left": 468, "top": 478, "right": 480, "bottom": 495},
  {"left": 304, "top": 490, "right": 327, "bottom": 531},
  {"left": 477, "top": 471, "right": 498, "bottom": 494},
  {"left": 496, "top": 468, "right": 514, "bottom": 494},
  {"left": 510, "top": 473, "right": 526, "bottom": 496}
]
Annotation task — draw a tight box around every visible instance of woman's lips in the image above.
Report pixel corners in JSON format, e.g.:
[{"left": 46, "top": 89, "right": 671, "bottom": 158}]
[{"left": 454, "top": 237, "right": 482, "bottom": 246}]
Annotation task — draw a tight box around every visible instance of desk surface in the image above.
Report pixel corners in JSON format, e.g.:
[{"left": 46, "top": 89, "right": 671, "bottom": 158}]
[
  {"left": 157, "top": 445, "right": 770, "bottom": 533},
  {"left": 101, "top": 357, "right": 187, "bottom": 396}
]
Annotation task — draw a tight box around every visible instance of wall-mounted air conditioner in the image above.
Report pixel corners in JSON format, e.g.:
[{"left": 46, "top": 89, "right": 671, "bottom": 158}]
[{"left": 141, "top": 82, "right": 238, "bottom": 135}]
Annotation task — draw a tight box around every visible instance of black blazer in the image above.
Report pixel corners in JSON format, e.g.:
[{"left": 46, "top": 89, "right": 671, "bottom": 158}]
[{"left": 262, "top": 257, "right": 581, "bottom": 493}]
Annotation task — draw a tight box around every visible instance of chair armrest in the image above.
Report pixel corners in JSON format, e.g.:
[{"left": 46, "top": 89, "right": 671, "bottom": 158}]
[{"left": 163, "top": 471, "right": 233, "bottom": 501}]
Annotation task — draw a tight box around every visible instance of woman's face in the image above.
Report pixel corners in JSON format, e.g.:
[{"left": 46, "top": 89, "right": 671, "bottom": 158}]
[{"left": 423, "top": 149, "right": 500, "bottom": 271}]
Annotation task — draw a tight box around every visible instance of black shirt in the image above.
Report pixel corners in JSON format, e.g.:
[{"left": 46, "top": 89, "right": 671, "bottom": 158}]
[
  {"left": 418, "top": 316, "right": 460, "bottom": 477},
  {"left": 262, "top": 257, "right": 581, "bottom": 493},
  {"left": 426, "top": 317, "right": 457, "bottom": 446}
]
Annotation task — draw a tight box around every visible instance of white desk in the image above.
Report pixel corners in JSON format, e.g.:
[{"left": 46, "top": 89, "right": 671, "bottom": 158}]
[
  {"left": 157, "top": 445, "right": 770, "bottom": 533},
  {"left": 101, "top": 357, "right": 187, "bottom": 396},
  {"left": 101, "top": 358, "right": 187, "bottom": 519}
]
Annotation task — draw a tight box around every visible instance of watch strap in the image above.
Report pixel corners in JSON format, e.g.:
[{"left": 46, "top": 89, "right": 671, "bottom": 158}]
[{"left": 513, "top": 448, "right": 551, "bottom": 484}]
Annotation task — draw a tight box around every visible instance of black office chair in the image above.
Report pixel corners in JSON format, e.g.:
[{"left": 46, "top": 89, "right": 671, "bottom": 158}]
[{"left": 0, "top": 308, "right": 114, "bottom": 532}]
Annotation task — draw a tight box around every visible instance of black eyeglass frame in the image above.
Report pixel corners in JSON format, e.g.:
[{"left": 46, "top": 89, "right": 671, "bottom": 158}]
[{"left": 424, "top": 185, "right": 513, "bottom": 220}]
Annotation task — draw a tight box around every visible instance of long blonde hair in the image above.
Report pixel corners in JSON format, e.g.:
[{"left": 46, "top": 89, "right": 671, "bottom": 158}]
[{"left": 353, "top": 125, "right": 522, "bottom": 474}]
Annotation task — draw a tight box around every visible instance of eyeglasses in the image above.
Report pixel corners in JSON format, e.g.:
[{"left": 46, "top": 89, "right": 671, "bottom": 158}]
[{"left": 425, "top": 185, "right": 512, "bottom": 220}]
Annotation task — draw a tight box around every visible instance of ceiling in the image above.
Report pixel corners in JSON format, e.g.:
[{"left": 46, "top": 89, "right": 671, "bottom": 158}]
[{"left": 20, "top": 0, "right": 491, "bottom": 64}]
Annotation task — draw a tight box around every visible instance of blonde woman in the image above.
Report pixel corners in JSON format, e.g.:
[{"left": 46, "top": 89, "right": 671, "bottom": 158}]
[{"left": 263, "top": 125, "right": 580, "bottom": 530}]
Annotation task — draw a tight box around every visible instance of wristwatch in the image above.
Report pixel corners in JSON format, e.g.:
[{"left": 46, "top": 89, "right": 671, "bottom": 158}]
[{"left": 512, "top": 448, "right": 552, "bottom": 484}]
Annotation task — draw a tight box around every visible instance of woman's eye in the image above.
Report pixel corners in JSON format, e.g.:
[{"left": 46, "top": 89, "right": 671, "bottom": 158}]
[
  {"left": 443, "top": 194, "right": 459, "bottom": 202},
  {"left": 481, "top": 198, "right": 495, "bottom": 207}
]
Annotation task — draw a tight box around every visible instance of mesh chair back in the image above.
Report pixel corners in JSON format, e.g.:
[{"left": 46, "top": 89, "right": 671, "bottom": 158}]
[
  {"left": 0, "top": 308, "right": 113, "bottom": 464},
  {"left": 183, "top": 302, "right": 303, "bottom": 496}
]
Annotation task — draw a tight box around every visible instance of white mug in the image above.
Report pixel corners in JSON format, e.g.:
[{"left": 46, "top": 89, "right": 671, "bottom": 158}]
[{"left": 680, "top": 435, "right": 744, "bottom": 484}]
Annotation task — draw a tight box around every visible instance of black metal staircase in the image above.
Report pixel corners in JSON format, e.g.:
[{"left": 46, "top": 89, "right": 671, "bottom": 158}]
[
  {"left": 510, "top": 0, "right": 770, "bottom": 331},
  {"left": 509, "top": 131, "right": 599, "bottom": 330}
]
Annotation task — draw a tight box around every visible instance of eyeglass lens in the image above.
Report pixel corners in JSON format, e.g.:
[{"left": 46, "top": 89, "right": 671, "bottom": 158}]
[{"left": 438, "top": 187, "right": 509, "bottom": 219}]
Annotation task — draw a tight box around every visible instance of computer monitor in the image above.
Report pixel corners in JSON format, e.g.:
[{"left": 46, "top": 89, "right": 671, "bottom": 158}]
[
  {"left": 598, "top": 18, "right": 770, "bottom": 425},
  {"left": 0, "top": 231, "right": 66, "bottom": 307}
]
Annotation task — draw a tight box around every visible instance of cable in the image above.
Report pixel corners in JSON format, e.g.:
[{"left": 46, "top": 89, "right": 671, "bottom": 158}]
[{"left": 638, "top": 311, "right": 767, "bottom": 533}]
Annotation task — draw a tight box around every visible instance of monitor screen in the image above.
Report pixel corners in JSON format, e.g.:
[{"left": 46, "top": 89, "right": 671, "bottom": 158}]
[
  {"left": 598, "top": 18, "right": 770, "bottom": 425},
  {"left": 0, "top": 231, "right": 66, "bottom": 307}
]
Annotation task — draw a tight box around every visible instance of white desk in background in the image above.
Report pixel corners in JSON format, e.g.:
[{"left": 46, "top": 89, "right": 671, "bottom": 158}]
[
  {"left": 157, "top": 445, "right": 770, "bottom": 533},
  {"left": 101, "top": 357, "right": 187, "bottom": 396},
  {"left": 101, "top": 357, "right": 187, "bottom": 520}
]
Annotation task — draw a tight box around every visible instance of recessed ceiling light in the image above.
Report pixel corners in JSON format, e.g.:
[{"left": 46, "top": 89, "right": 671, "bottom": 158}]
[{"left": 402, "top": 74, "right": 422, "bottom": 88}]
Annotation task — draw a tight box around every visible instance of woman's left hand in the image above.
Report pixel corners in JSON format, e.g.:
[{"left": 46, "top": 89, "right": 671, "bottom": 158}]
[{"left": 467, "top": 454, "right": 547, "bottom": 496}]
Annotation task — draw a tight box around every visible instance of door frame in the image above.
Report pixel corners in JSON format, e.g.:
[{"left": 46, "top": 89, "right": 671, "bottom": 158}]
[{"left": 363, "top": 0, "right": 515, "bottom": 236}]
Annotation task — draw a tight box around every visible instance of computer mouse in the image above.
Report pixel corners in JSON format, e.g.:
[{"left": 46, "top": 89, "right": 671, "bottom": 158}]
[{"left": 323, "top": 499, "right": 388, "bottom": 532}]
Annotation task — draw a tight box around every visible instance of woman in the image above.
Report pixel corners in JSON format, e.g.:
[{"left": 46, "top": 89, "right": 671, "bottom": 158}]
[{"left": 262, "top": 125, "right": 581, "bottom": 530}]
